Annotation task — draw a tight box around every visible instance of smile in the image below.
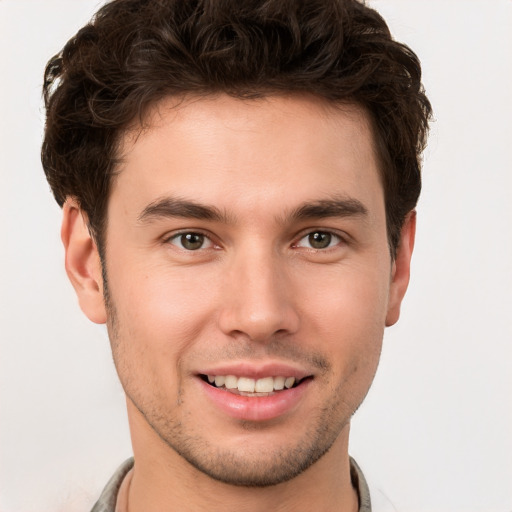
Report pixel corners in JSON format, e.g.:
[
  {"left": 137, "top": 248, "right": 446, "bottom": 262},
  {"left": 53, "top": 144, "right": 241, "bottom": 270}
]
[
  {"left": 197, "top": 365, "right": 313, "bottom": 421},
  {"left": 201, "top": 374, "right": 302, "bottom": 396}
]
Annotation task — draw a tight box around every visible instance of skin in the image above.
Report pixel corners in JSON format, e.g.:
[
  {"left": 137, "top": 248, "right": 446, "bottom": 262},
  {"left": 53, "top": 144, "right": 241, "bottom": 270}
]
[{"left": 62, "top": 94, "right": 415, "bottom": 512}]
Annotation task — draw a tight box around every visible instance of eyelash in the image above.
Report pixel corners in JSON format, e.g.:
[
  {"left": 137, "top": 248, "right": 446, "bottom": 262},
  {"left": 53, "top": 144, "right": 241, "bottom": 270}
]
[
  {"left": 293, "top": 230, "right": 345, "bottom": 250},
  {"left": 164, "top": 229, "right": 347, "bottom": 252},
  {"left": 165, "top": 231, "right": 218, "bottom": 251}
]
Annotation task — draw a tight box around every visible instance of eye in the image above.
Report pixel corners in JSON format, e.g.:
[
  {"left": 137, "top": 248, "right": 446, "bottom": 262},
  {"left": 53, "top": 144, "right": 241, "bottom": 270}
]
[
  {"left": 295, "top": 231, "right": 342, "bottom": 250},
  {"left": 167, "top": 232, "right": 214, "bottom": 251}
]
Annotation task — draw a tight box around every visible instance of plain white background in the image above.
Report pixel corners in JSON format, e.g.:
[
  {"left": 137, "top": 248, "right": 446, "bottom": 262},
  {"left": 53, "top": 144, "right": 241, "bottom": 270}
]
[{"left": 1, "top": 1, "right": 511, "bottom": 511}]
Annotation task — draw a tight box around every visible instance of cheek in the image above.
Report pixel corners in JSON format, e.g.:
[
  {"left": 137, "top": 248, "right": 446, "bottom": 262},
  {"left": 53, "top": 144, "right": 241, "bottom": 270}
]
[
  {"left": 106, "top": 262, "right": 217, "bottom": 381},
  {"left": 318, "top": 292, "right": 384, "bottom": 412},
  {"left": 115, "top": 259, "right": 213, "bottom": 325},
  {"left": 298, "top": 263, "right": 389, "bottom": 375},
  {"left": 300, "top": 258, "right": 390, "bottom": 328}
]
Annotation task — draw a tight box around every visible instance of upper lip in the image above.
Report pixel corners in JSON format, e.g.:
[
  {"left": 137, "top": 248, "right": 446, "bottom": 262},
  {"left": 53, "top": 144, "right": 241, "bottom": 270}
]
[{"left": 196, "top": 361, "right": 312, "bottom": 380}]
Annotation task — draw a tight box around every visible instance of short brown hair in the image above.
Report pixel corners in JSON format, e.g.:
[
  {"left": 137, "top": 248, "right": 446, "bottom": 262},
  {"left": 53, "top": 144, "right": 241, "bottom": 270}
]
[{"left": 42, "top": 0, "right": 432, "bottom": 255}]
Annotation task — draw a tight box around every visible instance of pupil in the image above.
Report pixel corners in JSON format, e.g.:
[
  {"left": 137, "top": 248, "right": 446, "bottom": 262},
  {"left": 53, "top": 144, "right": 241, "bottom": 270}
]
[
  {"left": 181, "top": 233, "right": 203, "bottom": 250},
  {"left": 309, "top": 231, "right": 331, "bottom": 249}
]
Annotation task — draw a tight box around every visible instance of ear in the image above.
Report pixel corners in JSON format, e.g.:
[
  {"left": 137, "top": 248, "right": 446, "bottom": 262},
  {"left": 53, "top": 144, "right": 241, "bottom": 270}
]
[
  {"left": 61, "top": 199, "right": 107, "bottom": 324},
  {"left": 385, "top": 211, "right": 416, "bottom": 327}
]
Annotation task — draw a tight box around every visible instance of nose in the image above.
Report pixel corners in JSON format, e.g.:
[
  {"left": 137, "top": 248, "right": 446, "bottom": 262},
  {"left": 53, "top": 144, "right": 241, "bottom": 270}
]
[{"left": 217, "top": 248, "right": 300, "bottom": 343}]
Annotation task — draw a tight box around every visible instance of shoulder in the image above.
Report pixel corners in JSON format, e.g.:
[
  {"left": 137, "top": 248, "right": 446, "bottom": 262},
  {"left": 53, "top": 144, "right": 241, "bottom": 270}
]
[
  {"left": 90, "top": 458, "right": 134, "bottom": 512},
  {"left": 350, "top": 457, "right": 399, "bottom": 512}
]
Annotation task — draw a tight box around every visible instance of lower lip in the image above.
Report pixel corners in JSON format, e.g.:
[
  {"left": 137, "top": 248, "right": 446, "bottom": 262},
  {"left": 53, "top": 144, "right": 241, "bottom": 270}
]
[{"left": 199, "top": 378, "right": 311, "bottom": 422}]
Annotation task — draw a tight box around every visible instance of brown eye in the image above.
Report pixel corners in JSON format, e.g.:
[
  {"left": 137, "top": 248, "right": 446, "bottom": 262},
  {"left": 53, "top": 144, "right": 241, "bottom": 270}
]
[
  {"left": 308, "top": 232, "right": 332, "bottom": 249},
  {"left": 181, "top": 233, "right": 204, "bottom": 250},
  {"left": 169, "top": 232, "right": 212, "bottom": 250},
  {"left": 295, "top": 231, "right": 341, "bottom": 250}
]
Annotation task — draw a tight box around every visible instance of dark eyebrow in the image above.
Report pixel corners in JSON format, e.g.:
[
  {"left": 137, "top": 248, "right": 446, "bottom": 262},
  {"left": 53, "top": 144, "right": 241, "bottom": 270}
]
[
  {"left": 138, "top": 197, "right": 230, "bottom": 224},
  {"left": 138, "top": 195, "right": 367, "bottom": 225},
  {"left": 289, "top": 197, "right": 368, "bottom": 222}
]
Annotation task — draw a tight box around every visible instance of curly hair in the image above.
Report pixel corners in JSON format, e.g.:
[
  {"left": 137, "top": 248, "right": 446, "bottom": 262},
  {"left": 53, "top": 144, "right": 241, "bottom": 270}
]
[{"left": 42, "top": 0, "right": 432, "bottom": 256}]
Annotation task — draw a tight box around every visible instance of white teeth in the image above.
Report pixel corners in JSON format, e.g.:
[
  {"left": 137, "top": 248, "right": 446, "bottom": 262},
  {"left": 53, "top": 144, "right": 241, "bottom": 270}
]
[
  {"left": 206, "top": 374, "right": 299, "bottom": 392},
  {"left": 237, "top": 377, "right": 255, "bottom": 393},
  {"left": 284, "top": 377, "right": 295, "bottom": 389},
  {"left": 273, "top": 376, "right": 285, "bottom": 390},
  {"left": 224, "top": 375, "right": 238, "bottom": 389},
  {"left": 255, "top": 377, "right": 274, "bottom": 393}
]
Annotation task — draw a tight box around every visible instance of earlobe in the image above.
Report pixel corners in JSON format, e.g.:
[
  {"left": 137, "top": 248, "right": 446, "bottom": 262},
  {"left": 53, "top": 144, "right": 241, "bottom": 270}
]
[
  {"left": 61, "top": 199, "right": 107, "bottom": 324},
  {"left": 385, "top": 211, "right": 416, "bottom": 327}
]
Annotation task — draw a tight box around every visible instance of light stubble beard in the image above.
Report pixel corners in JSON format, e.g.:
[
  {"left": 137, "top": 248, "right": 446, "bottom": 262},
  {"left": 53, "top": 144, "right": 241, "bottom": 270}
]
[
  {"left": 102, "top": 265, "right": 368, "bottom": 488},
  {"left": 129, "top": 383, "right": 353, "bottom": 488}
]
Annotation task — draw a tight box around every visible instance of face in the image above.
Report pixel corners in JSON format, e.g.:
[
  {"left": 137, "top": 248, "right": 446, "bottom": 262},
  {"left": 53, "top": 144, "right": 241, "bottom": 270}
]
[{"left": 66, "top": 94, "right": 413, "bottom": 486}]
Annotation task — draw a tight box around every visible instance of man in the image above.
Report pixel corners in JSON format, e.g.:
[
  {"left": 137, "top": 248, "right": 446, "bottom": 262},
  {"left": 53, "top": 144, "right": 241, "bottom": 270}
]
[{"left": 41, "top": 0, "right": 431, "bottom": 510}]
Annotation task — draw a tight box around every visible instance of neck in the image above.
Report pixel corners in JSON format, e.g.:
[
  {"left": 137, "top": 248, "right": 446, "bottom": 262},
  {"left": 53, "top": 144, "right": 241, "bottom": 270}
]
[{"left": 126, "top": 403, "right": 359, "bottom": 512}]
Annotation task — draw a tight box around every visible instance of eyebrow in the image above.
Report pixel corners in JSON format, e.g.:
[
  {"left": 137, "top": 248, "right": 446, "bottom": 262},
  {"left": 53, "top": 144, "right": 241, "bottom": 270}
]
[
  {"left": 138, "top": 197, "right": 230, "bottom": 224},
  {"left": 137, "top": 195, "right": 368, "bottom": 225},
  {"left": 289, "top": 197, "right": 368, "bottom": 222}
]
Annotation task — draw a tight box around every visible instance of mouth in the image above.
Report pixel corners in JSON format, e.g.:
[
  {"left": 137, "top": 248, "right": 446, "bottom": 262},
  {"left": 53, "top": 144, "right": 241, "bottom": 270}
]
[
  {"left": 199, "top": 374, "right": 310, "bottom": 397},
  {"left": 197, "top": 368, "right": 314, "bottom": 421}
]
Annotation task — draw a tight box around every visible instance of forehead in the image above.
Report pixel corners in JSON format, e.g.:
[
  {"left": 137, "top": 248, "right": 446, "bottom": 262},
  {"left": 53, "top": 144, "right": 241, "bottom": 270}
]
[{"left": 112, "top": 93, "right": 382, "bottom": 220}]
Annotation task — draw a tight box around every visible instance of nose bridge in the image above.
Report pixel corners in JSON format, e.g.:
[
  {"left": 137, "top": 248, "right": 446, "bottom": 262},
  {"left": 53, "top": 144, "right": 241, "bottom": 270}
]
[{"left": 218, "top": 242, "right": 299, "bottom": 342}]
